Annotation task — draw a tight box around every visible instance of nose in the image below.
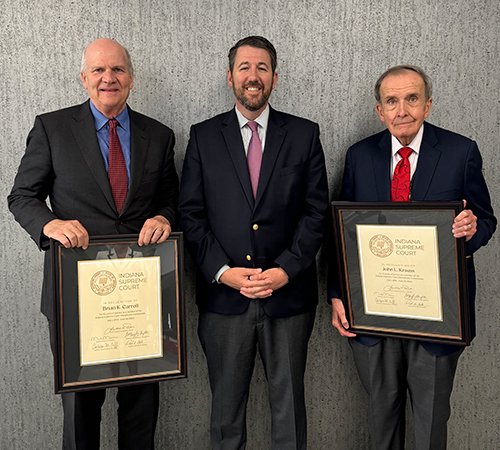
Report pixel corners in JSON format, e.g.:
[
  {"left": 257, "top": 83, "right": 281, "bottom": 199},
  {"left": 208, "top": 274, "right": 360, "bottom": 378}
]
[
  {"left": 247, "top": 67, "right": 259, "bottom": 81},
  {"left": 396, "top": 100, "right": 408, "bottom": 117},
  {"left": 102, "top": 69, "right": 116, "bottom": 84}
]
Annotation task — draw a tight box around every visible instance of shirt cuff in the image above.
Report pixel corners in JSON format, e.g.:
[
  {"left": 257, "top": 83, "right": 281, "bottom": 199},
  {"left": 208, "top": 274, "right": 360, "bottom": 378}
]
[{"left": 213, "top": 264, "right": 231, "bottom": 283}]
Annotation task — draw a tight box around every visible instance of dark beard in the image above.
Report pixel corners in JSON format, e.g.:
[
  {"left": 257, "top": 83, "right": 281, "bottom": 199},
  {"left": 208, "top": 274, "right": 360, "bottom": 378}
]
[{"left": 234, "top": 84, "right": 271, "bottom": 112}]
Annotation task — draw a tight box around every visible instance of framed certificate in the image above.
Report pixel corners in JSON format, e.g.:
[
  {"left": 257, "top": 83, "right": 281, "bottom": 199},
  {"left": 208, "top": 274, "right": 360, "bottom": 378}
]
[
  {"left": 331, "top": 202, "right": 470, "bottom": 345},
  {"left": 51, "top": 233, "right": 187, "bottom": 393}
]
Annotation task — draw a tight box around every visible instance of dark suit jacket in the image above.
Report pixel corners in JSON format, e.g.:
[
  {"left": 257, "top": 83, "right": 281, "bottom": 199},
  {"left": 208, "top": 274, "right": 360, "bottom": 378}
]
[
  {"left": 8, "top": 100, "right": 179, "bottom": 318},
  {"left": 330, "top": 122, "right": 496, "bottom": 355},
  {"left": 178, "top": 107, "right": 329, "bottom": 318}
]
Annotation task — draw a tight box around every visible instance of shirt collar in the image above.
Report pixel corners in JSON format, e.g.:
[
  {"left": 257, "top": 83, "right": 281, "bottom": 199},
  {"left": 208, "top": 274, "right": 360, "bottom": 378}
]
[
  {"left": 234, "top": 104, "right": 270, "bottom": 131},
  {"left": 89, "top": 101, "right": 130, "bottom": 132},
  {"left": 391, "top": 123, "right": 425, "bottom": 157}
]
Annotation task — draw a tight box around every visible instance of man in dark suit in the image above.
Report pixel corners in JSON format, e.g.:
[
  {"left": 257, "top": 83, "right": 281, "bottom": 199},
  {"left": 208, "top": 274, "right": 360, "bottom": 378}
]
[
  {"left": 329, "top": 65, "right": 496, "bottom": 449},
  {"left": 179, "top": 36, "right": 328, "bottom": 449},
  {"left": 8, "top": 38, "right": 178, "bottom": 450}
]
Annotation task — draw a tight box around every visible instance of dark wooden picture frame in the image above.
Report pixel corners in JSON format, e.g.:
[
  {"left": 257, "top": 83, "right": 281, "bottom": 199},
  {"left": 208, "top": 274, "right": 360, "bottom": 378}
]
[
  {"left": 331, "top": 202, "right": 470, "bottom": 346},
  {"left": 51, "top": 233, "right": 187, "bottom": 393}
]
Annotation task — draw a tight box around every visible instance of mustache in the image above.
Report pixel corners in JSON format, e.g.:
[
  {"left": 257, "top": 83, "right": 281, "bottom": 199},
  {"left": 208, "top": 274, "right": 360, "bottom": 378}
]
[{"left": 244, "top": 82, "right": 263, "bottom": 88}]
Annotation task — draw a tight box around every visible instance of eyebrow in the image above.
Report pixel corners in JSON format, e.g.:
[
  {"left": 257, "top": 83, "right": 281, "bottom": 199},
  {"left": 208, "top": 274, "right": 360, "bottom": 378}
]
[
  {"left": 384, "top": 92, "right": 420, "bottom": 101},
  {"left": 237, "top": 61, "right": 270, "bottom": 69},
  {"left": 90, "top": 64, "right": 126, "bottom": 70}
]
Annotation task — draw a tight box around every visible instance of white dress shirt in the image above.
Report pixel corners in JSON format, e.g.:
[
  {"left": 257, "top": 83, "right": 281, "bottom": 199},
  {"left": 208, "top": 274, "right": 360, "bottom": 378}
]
[{"left": 390, "top": 123, "right": 425, "bottom": 180}]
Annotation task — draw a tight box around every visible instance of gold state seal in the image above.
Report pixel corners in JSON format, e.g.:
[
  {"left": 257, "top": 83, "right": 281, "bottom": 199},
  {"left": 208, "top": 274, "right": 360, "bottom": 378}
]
[
  {"left": 369, "top": 235, "right": 393, "bottom": 258},
  {"left": 90, "top": 270, "right": 117, "bottom": 296}
]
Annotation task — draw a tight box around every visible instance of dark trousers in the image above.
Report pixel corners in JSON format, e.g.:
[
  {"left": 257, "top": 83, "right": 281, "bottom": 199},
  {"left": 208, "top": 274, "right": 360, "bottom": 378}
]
[
  {"left": 198, "top": 300, "right": 316, "bottom": 450},
  {"left": 61, "top": 383, "right": 159, "bottom": 450},
  {"left": 350, "top": 338, "right": 464, "bottom": 450}
]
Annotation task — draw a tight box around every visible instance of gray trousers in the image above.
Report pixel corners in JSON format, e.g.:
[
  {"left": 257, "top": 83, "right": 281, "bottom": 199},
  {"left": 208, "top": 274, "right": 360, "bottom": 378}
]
[
  {"left": 350, "top": 338, "right": 464, "bottom": 450},
  {"left": 198, "top": 300, "right": 316, "bottom": 450}
]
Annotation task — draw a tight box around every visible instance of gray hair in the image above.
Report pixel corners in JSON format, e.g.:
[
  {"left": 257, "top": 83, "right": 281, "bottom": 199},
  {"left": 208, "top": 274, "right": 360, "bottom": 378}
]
[{"left": 374, "top": 65, "right": 432, "bottom": 103}]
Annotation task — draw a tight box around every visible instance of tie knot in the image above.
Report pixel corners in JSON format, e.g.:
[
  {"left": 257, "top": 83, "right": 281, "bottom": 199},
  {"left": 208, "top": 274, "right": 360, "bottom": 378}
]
[
  {"left": 247, "top": 121, "right": 259, "bottom": 133},
  {"left": 398, "top": 147, "right": 412, "bottom": 159},
  {"left": 109, "top": 119, "right": 118, "bottom": 130}
]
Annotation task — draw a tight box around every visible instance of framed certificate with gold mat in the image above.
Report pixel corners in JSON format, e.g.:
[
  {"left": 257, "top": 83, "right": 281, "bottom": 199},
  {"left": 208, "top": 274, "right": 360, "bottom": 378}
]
[
  {"left": 51, "top": 233, "right": 186, "bottom": 393},
  {"left": 331, "top": 202, "right": 469, "bottom": 345}
]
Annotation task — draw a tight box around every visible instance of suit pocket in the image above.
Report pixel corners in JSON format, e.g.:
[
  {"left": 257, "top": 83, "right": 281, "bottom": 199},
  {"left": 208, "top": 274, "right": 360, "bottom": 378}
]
[
  {"left": 140, "top": 169, "right": 161, "bottom": 184},
  {"left": 280, "top": 164, "right": 303, "bottom": 177},
  {"left": 425, "top": 188, "right": 461, "bottom": 201}
]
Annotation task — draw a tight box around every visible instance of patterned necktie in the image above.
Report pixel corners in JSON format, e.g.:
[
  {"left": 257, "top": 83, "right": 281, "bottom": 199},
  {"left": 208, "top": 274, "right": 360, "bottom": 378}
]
[
  {"left": 108, "top": 119, "right": 128, "bottom": 213},
  {"left": 391, "top": 147, "right": 413, "bottom": 202},
  {"left": 246, "top": 121, "right": 262, "bottom": 198}
]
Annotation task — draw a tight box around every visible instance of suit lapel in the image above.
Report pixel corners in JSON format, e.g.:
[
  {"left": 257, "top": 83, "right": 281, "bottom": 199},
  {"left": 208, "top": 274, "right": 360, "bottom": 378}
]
[
  {"left": 124, "top": 108, "right": 149, "bottom": 214},
  {"left": 375, "top": 131, "right": 392, "bottom": 201},
  {"left": 71, "top": 101, "right": 116, "bottom": 211},
  {"left": 411, "top": 123, "right": 441, "bottom": 201},
  {"left": 221, "top": 110, "right": 255, "bottom": 208},
  {"left": 255, "top": 108, "right": 286, "bottom": 207}
]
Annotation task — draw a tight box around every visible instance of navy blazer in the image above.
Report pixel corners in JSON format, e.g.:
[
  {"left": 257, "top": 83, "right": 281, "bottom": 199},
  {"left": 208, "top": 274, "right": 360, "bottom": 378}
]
[
  {"left": 8, "top": 101, "right": 179, "bottom": 318},
  {"left": 179, "top": 107, "right": 329, "bottom": 318},
  {"left": 331, "top": 122, "right": 496, "bottom": 355}
]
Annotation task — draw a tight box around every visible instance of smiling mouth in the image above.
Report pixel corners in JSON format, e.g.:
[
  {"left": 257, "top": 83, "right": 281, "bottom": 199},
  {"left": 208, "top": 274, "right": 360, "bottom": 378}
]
[{"left": 245, "top": 85, "right": 262, "bottom": 93}]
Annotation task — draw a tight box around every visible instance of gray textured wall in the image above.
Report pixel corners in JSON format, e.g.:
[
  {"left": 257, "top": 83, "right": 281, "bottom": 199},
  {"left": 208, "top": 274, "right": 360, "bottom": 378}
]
[{"left": 1, "top": 1, "right": 499, "bottom": 449}]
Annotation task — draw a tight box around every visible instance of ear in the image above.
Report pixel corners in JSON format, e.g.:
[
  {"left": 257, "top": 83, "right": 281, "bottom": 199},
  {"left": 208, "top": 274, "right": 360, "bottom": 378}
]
[
  {"left": 424, "top": 97, "right": 433, "bottom": 119},
  {"left": 272, "top": 72, "right": 278, "bottom": 90},
  {"left": 129, "top": 73, "right": 134, "bottom": 90},
  {"left": 375, "top": 103, "right": 386, "bottom": 123},
  {"left": 80, "top": 72, "right": 88, "bottom": 90},
  {"left": 227, "top": 69, "right": 233, "bottom": 88}
]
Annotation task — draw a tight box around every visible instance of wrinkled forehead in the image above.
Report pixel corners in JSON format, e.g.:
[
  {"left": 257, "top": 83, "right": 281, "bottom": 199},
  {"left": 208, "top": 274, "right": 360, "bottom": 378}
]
[{"left": 380, "top": 71, "right": 425, "bottom": 96}]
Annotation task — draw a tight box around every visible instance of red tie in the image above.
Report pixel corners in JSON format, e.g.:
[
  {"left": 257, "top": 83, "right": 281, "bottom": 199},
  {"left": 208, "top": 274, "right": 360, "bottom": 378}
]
[
  {"left": 247, "top": 121, "right": 262, "bottom": 198},
  {"left": 108, "top": 119, "right": 128, "bottom": 213},
  {"left": 391, "top": 147, "right": 412, "bottom": 202}
]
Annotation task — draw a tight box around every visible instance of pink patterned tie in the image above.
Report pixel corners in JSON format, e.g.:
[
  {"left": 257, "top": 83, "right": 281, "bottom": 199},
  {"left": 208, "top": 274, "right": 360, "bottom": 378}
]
[
  {"left": 108, "top": 119, "right": 128, "bottom": 213},
  {"left": 391, "top": 147, "right": 413, "bottom": 202},
  {"left": 247, "top": 121, "right": 262, "bottom": 198}
]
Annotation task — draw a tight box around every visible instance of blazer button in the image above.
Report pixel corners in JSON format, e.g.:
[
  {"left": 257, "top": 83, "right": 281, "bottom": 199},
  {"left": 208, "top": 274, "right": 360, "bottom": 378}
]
[
  {"left": 246, "top": 255, "right": 252, "bottom": 261},
  {"left": 252, "top": 224, "right": 259, "bottom": 230}
]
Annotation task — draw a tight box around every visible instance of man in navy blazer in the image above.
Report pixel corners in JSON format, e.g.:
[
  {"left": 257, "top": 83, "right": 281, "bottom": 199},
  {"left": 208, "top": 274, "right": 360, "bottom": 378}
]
[
  {"left": 179, "top": 36, "right": 328, "bottom": 449},
  {"left": 8, "top": 39, "right": 178, "bottom": 449},
  {"left": 330, "top": 65, "right": 496, "bottom": 449}
]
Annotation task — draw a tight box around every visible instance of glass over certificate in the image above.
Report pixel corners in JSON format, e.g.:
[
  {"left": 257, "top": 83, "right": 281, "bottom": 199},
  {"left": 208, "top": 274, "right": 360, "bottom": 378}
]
[
  {"left": 78, "top": 257, "right": 162, "bottom": 366},
  {"left": 51, "top": 234, "right": 187, "bottom": 393},
  {"left": 331, "top": 202, "right": 470, "bottom": 345},
  {"left": 357, "top": 225, "right": 442, "bottom": 321}
]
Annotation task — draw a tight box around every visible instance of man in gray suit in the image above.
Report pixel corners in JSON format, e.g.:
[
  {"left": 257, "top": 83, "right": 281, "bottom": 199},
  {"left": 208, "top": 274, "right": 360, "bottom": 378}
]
[{"left": 8, "top": 38, "right": 178, "bottom": 449}]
